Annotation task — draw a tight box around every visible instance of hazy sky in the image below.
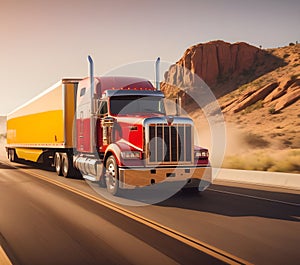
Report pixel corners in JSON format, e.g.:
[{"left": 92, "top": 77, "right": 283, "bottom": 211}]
[{"left": 1, "top": 0, "right": 299, "bottom": 115}]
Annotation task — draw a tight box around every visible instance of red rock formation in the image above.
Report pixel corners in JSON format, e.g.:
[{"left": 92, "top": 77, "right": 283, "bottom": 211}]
[
  {"left": 274, "top": 88, "right": 300, "bottom": 112},
  {"left": 162, "top": 40, "right": 299, "bottom": 114},
  {"left": 263, "top": 78, "right": 296, "bottom": 103},
  {"left": 222, "top": 90, "right": 255, "bottom": 112},
  {"left": 269, "top": 78, "right": 300, "bottom": 112},
  {"left": 227, "top": 82, "right": 278, "bottom": 113},
  {"left": 223, "top": 78, "right": 300, "bottom": 114},
  {"left": 264, "top": 86, "right": 286, "bottom": 103},
  {"left": 163, "top": 40, "right": 264, "bottom": 90}
]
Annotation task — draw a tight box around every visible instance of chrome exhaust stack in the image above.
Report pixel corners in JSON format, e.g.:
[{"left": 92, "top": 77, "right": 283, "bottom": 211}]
[
  {"left": 87, "top": 55, "right": 96, "bottom": 153},
  {"left": 88, "top": 55, "right": 95, "bottom": 114},
  {"left": 155, "top": 57, "right": 160, "bottom": 90}
]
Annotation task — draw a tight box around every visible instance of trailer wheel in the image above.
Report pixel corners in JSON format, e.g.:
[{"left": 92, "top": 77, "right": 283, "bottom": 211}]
[
  {"left": 54, "top": 153, "right": 62, "bottom": 176},
  {"left": 62, "top": 154, "right": 70, "bottom": 178},
  {"left": 105, "top": 156, "right": 120, "bottom": 196},
  {"left": 8, "top": 149, "right": 18, "bottom": 162},
  {"left": 8, "top": 149, "right": 14, "bottom": 162}
]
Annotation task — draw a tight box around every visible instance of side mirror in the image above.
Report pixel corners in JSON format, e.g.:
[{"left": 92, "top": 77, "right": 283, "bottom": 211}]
[
  {"left": 175, "top": 96, "right": 181, "bottom": 116},
  {"left": 97, "top": 100, "right": 108, "bottom": 117}
]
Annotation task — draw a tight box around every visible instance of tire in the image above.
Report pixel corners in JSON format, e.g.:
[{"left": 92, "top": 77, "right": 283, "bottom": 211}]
[
  {"left": 8, "top": 149, "right": 18, "bottom": 162},
  {"left": 99, "top": 175, "right": 107, "bottom": 188},
  {"left": 181, "top": 187, "right": 200, "bottom": 194},
  {"left": 54, "top": 152, "right": 62, "bottom": 176},
  {"left": 62, "top": 154, "right": 70, "bottom": 178},
  {"left": 8, "top": 149, "right": 14, "bottom": 162},
  {"left": 105, "top": 156, "right": 120, "bottom": 196}
]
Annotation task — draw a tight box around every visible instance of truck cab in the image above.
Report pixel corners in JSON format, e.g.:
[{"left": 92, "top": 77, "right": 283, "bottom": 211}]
[{"left": 73, "top": 76, "right": 211, "bottom": 195}]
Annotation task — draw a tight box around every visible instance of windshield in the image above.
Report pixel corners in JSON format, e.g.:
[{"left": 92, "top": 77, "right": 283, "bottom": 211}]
[{"left": 110, "top": 96, "right": 165, "bottom": 115}]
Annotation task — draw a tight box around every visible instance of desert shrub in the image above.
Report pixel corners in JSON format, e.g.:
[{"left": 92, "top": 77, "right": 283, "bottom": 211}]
[
  {"left": 223, "top": 152, "right": 274, "bottom": 171},
  {"left": 223, "top": 149, "right": 300, "bottom": 173},
  {"left": 269, "top": 107, "right": 276, "bottom": 114},
  {"left": 269, "top": 150, "right": 300, "bottom": 172},
  {"left": 222, "top": 156, "right": 245, "bottom": 170}
]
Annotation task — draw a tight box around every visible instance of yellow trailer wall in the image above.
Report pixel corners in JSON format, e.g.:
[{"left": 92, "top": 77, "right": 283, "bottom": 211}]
[
  {"left": 7, "top": 80, "right": 79, "bottom": 157},
  {"left": 7, "top": 109, "right": 64, "bottom": 145}
]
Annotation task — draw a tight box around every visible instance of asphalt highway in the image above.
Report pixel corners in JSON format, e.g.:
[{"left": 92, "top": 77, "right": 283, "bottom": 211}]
[{"left": 0, "top": 158, "right": 299, "bottom": 265}]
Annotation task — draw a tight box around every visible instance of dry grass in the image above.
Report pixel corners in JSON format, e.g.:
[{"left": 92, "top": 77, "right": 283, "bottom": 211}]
[{"left": 223, "top": 149, "right": 300, "bottom": 173}]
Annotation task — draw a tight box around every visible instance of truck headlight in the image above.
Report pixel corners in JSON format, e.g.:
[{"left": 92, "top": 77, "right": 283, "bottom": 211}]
[
  {"left": 194, "top": 150, "right": 209, "bottom": 158},
  {"left": 121, "top": 151, "right": 142, "bottom": 159}
]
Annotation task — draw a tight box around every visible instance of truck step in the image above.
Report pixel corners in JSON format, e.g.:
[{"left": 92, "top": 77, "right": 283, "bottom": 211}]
[{"left": 82, "top": 174, "right": 97, "bottom": 182}]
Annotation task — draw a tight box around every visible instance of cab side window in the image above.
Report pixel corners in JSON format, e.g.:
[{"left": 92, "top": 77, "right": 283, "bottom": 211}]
[{"left": 80, "top": 87, "right": 86, "bottom": 97}]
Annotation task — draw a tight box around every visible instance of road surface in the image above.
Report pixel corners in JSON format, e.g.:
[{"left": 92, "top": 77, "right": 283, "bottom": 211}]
[{"left": 0, "top": 157, "right": 299, "bottom": 265}]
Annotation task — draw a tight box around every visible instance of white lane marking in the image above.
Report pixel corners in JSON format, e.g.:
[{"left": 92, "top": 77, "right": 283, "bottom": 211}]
[{"left": 208, "top": 188, "right": 300, "bottom": 207}]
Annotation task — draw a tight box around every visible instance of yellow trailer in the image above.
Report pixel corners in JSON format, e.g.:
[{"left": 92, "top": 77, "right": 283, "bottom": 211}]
[{"left": 6, "top": 79, "right": 81, "bottom": 163}]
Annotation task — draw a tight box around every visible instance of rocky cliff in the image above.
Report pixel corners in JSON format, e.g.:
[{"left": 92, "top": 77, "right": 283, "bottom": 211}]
[
  {"left": 222, "top": 76, "right": 300, "bottom": 113},
  {"left": 162, "top": 40, "right": 300, "bottom": 114},
  {"left": 219, "top": 43, "right": 300, "bottom": 114},
  {"left": 162, "top": 41, "right": 300, "bottom": 150},
  {"left": 165, "top": 41, "right": 261, "bottom": 87}
]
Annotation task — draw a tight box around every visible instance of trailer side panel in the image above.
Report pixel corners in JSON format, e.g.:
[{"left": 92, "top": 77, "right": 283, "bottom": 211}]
[{"left": 6, "top": 80, "right": 79, "bottom": 161}]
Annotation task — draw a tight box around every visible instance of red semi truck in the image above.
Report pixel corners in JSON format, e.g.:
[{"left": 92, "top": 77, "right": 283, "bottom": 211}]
[{"left": 6, "top": 57, "right": 211, "bottom": 195}]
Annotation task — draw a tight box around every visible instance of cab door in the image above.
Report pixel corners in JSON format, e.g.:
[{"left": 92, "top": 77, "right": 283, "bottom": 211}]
[{"left": 97, "top": 100, "right": 108, "bottom": 152}]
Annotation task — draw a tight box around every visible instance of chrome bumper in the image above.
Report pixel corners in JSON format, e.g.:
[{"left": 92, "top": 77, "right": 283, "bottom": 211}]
[{"left": 119, "top": 166, "right": 212, "bottom": 191}]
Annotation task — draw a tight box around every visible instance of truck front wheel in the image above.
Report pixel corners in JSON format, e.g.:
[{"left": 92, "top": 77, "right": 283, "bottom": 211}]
[{"left": 105, "top": 156, "right": 120, "bottom": 196}]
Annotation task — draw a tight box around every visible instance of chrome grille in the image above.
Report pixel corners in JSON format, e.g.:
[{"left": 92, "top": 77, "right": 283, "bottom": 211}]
[{"left": 148, "top": 124, "right": 192, "bottom": 164}]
